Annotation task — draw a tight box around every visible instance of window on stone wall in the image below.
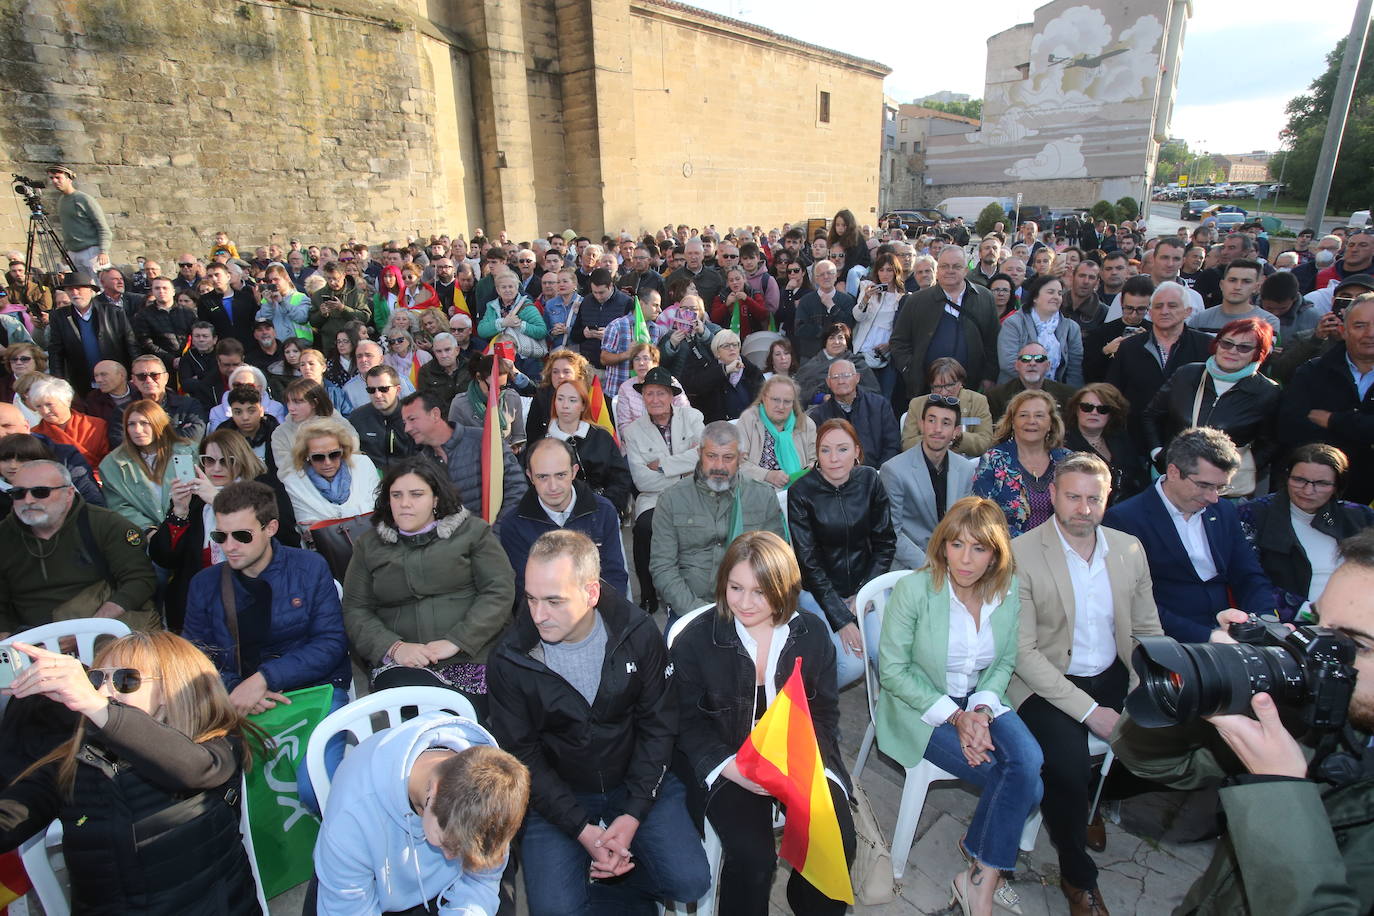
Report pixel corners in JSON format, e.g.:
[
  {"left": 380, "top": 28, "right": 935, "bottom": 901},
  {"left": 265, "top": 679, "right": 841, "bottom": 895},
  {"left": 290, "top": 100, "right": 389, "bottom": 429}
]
[
  {"left": 818, "top": 90, "right": 831, "bottom": 124},
  {"left": 901, "top": 119, "right": 909, "bottom": 132},
  {"left": 899, "top": 142, "right": 907, "bottom": 153}
]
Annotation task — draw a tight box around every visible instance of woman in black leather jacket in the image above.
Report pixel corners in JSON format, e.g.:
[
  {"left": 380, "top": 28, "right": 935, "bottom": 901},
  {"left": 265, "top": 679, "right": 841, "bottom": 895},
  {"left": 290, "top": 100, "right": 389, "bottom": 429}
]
[
  {"left": 669, "top": 531, "right": 854, "bottom": 916},
  {"left": 1142, "top": 317, "right": 1280, "bottom": 497},
  {"left": 787, "top": 417, "right": 895, "bottom": 689},
  {"left": 1064, "top": 383, "right": 1148, "bottom": 506},
  {"left": 0, "top": 631, "right": 262, "bottom": 916}
]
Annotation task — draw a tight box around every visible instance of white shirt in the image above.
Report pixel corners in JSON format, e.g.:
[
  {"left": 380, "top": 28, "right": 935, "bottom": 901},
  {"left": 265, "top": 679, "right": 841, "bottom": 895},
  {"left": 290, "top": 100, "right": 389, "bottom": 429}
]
[
  {"left": 921, "top": 591, "right": 1009, "bottom": 726},
  {"left": 1054, "top": 519, "right": 1117, "bottom": 678},
  {"left": 540, "top": 496, "right": 574, "bottom": 528},
  {"left": 1155, "top": 478, "right": 1218, "bottom": 581},
  {"left": 1291, "top": 505, "right": 1341, "bottom": 603}
]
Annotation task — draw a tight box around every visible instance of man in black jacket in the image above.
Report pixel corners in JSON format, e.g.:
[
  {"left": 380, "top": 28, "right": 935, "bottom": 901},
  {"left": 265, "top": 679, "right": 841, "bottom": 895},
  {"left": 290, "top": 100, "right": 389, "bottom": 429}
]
[
  {"left": 889, "top": 246, "right": 1001, "bottom": 395},
  {"left": 197, "top": 262, "right": 258, "bottom": 346},
  {"left": 348, "top": 365, "right": 416, "bottom": 469},
  {"left": 1084, "top": 275, "right": 1153, "bottom": 383},
  {"left": 47, "top": 270, "right": 138, "bottom": 393},
  {"left": 95, "top": 266, "right": 144, "bottom": 319},
  {"left": 571, "top": 268, "right": 632, "bottom": 366},
  {"left": 129, "top": 355, "right": 207, "bottom": 443},
  {"left": 486, "top": 530, "right": 710, "bottom": 916}
]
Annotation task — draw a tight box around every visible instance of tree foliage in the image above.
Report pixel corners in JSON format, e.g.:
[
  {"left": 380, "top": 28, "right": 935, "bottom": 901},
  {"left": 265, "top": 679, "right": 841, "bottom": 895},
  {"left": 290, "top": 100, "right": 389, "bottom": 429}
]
[
  {"left": 1089, "top": 200, "right": 1118, "bottom": 223},
  {"left": 1116, "top": 197, "right": 1140, "bottom": 220},
  {"left": 1274, "top": 36, "right": 1374, "bottom": 211},
  {"left": 975, "top": 201, "right": 1007, "bottom": 237},
  {"left": 920, "top": 98, "right": 983, "bottom": 121},
  {"left": 1154, "top": 138, "right": 1220, "bottom": 183}
]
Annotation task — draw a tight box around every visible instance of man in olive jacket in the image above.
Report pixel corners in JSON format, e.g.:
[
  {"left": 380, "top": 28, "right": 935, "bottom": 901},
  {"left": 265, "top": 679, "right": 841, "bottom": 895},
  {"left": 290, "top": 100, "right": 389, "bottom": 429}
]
[
  {"left": 649, "top": 421, "right": 786, "bottom": 619},
  {"left": 0, "top": 460, "right": 157, "bottom": 637},
  {"left": 1113, "top": 530, "right": 1374, "bottom": 916},
  {"left": 308, "top": 263, "right": 372, "bottom": 358}
]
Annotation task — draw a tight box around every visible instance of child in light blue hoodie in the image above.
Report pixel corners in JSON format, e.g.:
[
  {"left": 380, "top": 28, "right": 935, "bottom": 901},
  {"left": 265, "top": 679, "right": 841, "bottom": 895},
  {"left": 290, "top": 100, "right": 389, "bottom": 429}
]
[{"left": 312, "top": 712, "right": 529, "bottom": 915}]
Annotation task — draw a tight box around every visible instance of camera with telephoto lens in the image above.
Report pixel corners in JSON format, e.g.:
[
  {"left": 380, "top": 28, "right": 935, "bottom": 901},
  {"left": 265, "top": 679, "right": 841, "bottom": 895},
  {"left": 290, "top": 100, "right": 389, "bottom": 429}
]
[
  {"left": 1126, "top": 618, "right": 1358, "bottom": 731},
  {"left": 12, "top": 174, "right": 46, "bottom": 198}
]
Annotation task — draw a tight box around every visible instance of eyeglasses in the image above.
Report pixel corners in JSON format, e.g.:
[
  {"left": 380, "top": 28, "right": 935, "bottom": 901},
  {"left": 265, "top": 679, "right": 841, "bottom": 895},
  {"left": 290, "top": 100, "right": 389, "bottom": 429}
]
[
  {"left": 1017, "top": 354, "right": 1050, "bottom": 363},
  {"left": 366, "top": 385, "right": 395, "bottom": 394},
  {"left": 829, "top": 372, "right": 857, "bottom": 381},
  {"left": 385, "top": 337, "right": 407, "bottom": 345},
  {"left": 1121, "top": 306, "right": 1150, "bottom": 315},
  {"left": 926, "top": 394, "right": 960, "bottom": 407},
  {"left": 1078, "top": 402, "right": 1112, "bottom": 415},
  {"left": 1289, "top": 475, "right": 1336, "bottom": 491},
  {"left": 132, "top": 371, "right": 165, "bottom": 380},
  {"left": 719, "top": 253, "right": 739, "bottom": 259},
  {"left": 787, "top": 267, "right": 803, "bottom": 274},
  {"left": 87, "top": 667, "right": 159, "bottom": 693},
  {"left": 716, "top": 342, "right": 740, "bottom": 351},
  {"left": 199, "top": 454, "right": 237, "bottom": 468},
  {"left": 9, "top": 355, "right": 33, "bottom": 363},
  {"left": 1184, "top": 473, "right": 1233, "bottom": 496},
  {"left": 309, "top": 449, "right": 344, "bottom": 464},
  {"left": 517, "top": 259, "right": 535, "bottom": 265},
  {"left": 209, "top": 527, "right": 262, "bottom": 545},
  {"left": 1215, "top": 339, "right": 1257, "bottom": 355},
  {"left": 177, "top": 262, "right": 195, "bottom": 268},
  {"left": 10, "top": 484, "right": 71, "bottom": 500}
]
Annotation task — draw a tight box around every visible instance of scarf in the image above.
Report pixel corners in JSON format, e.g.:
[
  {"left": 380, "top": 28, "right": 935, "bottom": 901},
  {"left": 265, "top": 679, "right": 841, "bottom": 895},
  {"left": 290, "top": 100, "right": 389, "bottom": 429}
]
[
  {"left": 1029, "top": 310, "right": 1064, "bottom": 378},
  {"left": 758, "top": 405, "right": 802, "bottom": 477},
  {"left": 467, "top": 382, "right": 510, "bottom": 437},
  {"left": 1204, "top": 355, "right": 1261, "bottom": 383},
  {"left": 305, "top": 459, "right": 353, "bottom": 505}
]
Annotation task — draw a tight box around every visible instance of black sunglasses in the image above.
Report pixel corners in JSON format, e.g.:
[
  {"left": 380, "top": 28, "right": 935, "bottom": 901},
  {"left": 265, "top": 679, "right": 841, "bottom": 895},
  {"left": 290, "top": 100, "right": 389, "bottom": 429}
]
[
  {"left": 88, "top": 667, "right": 159, "bottom": 693},
  {"left": 365, "top": 385, "right": 395, "bottom": 394},
  {"left": 309, "top": 449, "right": 344, "bottom": 464},
  {"left": 209, "top": 528, "right": 260, "bottom": 545},
  {"left": 1017, "top": 354, "right": 1050, "bottom": 363},
  {"left": 1078, "top": 403, "right": 1112, "bottom": 415},
  {"left": 10, "top": 484, "right": 71, "bottom": 500},
  {"left": 133, "top": 371, "right": 165, "bottom": 380}
]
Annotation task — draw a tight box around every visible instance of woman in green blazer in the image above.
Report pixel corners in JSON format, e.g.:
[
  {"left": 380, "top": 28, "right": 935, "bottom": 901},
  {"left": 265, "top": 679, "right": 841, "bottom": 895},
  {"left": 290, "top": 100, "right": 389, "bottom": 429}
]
[
  {"left": 98, "top": 400, "right": 197, "bottom": 533},
  {"left": 876, "top": 496, "right": 1043, "bottom": 916}
]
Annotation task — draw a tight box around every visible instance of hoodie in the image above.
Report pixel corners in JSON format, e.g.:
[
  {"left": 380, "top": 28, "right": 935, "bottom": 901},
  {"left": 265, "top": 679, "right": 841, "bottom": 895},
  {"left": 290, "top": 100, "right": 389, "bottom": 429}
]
[{"left": 313, "top": 712, "right": 507, "bottom": 916}]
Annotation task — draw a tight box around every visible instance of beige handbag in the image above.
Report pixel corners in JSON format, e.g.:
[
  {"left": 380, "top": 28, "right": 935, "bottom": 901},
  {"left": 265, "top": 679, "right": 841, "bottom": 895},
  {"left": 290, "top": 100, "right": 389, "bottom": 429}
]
[{"left": 850, "top": 782, "right": 899, "bottom": 903}]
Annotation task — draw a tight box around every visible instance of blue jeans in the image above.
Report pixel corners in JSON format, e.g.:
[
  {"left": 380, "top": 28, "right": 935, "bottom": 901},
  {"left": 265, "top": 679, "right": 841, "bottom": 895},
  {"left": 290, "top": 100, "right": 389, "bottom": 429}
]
[
  {"left": 298, "top": 686, "right": 349, "bottom": 815},
  {"left": 922, "top": 704, "right": 1044, "bottom": 871},
  {"left": 797, "top": 591, "right": 865, "bottom": 688},
  {"left": 519, "top": 772, "right": 710, "bottom": 916}
]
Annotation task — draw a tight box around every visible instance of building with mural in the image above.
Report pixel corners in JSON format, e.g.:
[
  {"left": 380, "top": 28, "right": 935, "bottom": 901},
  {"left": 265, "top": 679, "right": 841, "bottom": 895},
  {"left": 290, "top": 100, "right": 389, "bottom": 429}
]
[{"left": 914, "top": 0, "right": 1190, "bottom": 218}]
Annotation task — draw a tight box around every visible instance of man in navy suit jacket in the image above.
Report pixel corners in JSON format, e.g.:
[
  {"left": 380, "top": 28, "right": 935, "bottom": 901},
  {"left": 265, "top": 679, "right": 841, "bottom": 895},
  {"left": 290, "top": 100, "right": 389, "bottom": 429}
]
[{"left": 1103, "top": 427, "right": 1273, "bottom": 640}]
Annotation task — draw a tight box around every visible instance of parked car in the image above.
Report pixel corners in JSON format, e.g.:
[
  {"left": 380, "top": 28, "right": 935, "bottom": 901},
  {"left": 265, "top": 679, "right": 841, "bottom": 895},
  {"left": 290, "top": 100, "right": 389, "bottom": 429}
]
[
  {"left": 1213, "top": 212, "right": 1247, "bottom": 232},
  {"left": 1350, "top": 210, "right": 1372, "bottom": 228},
  {"left": 1180, "top": 199, "right": 1208, "bottom": 220},
  {"left": 881, "top": 209, "right": 949, "bottom": 235}
]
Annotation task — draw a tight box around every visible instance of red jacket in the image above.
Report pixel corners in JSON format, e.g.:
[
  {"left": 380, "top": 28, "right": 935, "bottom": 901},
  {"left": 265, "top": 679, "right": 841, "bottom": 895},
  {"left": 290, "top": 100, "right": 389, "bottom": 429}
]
[
  {"left": 37, "top": 410, "right": 110, "bottom": 471},
  {"left": 710, "top": 290, "right": 769, "bottom": 337}
]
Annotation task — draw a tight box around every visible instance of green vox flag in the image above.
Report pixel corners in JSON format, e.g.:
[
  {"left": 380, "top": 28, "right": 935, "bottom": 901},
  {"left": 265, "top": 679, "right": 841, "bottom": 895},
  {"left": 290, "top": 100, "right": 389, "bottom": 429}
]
[
  {"left": 730, "top": 301, "right": 742, "bottom": 336},
  {"left": 631, "top": 296, "right": 651, "bottom": 345},
  {"left": 245, "top": 684, "right": 335, "bottom": 898}
]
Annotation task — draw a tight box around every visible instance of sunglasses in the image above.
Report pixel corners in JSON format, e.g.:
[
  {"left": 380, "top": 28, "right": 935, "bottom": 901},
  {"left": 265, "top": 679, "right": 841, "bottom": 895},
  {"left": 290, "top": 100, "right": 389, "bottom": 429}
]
[
  {"left": 309, "top": 449, "right": 344, "bottom": 464},
  {"left": 926, "top": 394, "right": 960, "bottom": 407},
  {"left": 787, "top": 267, "right": 803, "bottom": 274},
  {"left": 177, "top": 262, "right": 195, "bottom": 268},
  {"left": 87, "top": 667, "right": 159, "bottom": 693},
  {"left": 199, "top": 454, "right": 237, "bottom": 468},
  {"left": 10, "top": 484, "right": 71, "bottom": 500},
  {"left": 385, "top": 337, "right": 407, "bottom": 345},
  {"left": 1017, "top": 354, "right": 1050, "bottom": 363},
  {"left": 366, "top": 385, "right": 395, "bottom": 394},
  {"left": 9, "top": 355, "right": 34, "bottom": 363},
  {"left": 209, "top": 527, "right": 261, "bottom": 545},
  {"left": 1078, "top": 403, "right": 1112, "bottom": 415},
  {"left": 1216, "top": 339, "right": 1257, "bottom": 355},
  {"left": 132, "top": 371, "right": 165, "bottom": 380}
]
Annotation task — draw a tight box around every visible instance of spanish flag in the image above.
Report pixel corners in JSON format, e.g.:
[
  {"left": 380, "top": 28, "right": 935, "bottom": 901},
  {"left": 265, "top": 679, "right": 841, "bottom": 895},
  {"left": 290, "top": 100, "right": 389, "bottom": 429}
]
[
  {"left": 480, "top": 356, "right": 503, "bottom": 524},
  {"left": 736, "top": 658, "right": 853, "bottom": 905},
  {"left": 587, "top": 375, "right": 619, "bottom": 447},
  {"left": 0, "top": 849, "right": 31, "bottom": 910}
]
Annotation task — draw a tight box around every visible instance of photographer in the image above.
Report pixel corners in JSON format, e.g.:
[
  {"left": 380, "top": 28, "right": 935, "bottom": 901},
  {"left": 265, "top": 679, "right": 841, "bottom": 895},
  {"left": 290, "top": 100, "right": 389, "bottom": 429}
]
[
  {"left": 1113, "top": 530, "right": 1374, "bottom": 915},
  {"left": 43, "top": 166, "right": 112, "bottom": 275}
]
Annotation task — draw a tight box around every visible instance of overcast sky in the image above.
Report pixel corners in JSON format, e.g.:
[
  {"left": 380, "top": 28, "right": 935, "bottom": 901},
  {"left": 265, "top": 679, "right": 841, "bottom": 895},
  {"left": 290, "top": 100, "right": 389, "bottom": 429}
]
[{"left": 689, "top": 0, "right": 1360, "bottom": 156}]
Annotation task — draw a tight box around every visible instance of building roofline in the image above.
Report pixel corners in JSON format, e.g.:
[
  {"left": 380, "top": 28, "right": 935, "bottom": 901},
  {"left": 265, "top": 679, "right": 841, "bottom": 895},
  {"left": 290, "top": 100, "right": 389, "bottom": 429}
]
[
  {"left": 897, "top": 104, "right": 979, "bottom": 126},
  {"left": 630, "top": 0, "right": 892, "bottom": 77}
]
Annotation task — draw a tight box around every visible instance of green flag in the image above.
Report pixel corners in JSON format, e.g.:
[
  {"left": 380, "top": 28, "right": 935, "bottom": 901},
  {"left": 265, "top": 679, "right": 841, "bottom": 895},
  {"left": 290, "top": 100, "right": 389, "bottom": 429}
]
[
  {"left": 730, "top": 301, "right": 742, "bottom": 337},
  {"left": 631, "top": 296, "right": 651, "bottom": 345},
  {"left": 244, "top": 684, "right": 336, "bottom": 898}
]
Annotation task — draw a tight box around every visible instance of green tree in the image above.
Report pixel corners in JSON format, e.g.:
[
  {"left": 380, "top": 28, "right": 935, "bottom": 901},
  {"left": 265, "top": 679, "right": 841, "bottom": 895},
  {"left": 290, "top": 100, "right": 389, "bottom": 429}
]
[
  {"left": 1156, "top": 139, "right": 1191, "bottom": 181},
  {"left": 975, "top": 201, "right": 1007, "bottom": 236},
  {"left": 1090, "top": 200, "right": 1119, "bottom": 223},
  {"left": 1115, "top": 196, "right": 1140, "bottom": 220},
  {"left": 920, "top": 98, "right": 983, "bottom": 120},
  {"left": 1275, "top": 36, "right": 1374, "bottom": 212}
]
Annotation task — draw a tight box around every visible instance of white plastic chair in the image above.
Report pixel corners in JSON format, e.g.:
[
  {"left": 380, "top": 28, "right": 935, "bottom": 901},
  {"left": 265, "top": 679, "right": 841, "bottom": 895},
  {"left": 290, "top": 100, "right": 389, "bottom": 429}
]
[
  {"left": 776, "top": 487, "right": 788, "bottom": 525},
  {"left": 304, "top": 686, "right": 477, "bottom": 813},
  {"left": 850, "top": 570, "right": 912, "bottom": 780},
  {"left": 1019, "top": 734, "right": 1114, "bottom": 851},
  {"left": 898, "top": 410, "right": 908, "bottom": 433},
  {"left": 7, "top": 619, "right": 132, "bottom": 916}
]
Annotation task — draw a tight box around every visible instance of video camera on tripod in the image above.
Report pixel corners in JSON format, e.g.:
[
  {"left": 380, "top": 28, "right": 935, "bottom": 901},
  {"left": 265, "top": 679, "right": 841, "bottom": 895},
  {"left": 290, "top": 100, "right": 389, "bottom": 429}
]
[
  {"left": 11, "top": 172, "right": 73, "bottom": 286},
  {"left": 12, "top": 174, "right": 47, "bottom": 209}
]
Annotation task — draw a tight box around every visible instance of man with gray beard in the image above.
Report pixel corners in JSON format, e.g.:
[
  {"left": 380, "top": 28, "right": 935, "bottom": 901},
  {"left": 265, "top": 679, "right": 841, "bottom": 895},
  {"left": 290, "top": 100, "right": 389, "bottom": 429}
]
[{"left": 648, "top": 421, "right": 786, "bottom": 620}]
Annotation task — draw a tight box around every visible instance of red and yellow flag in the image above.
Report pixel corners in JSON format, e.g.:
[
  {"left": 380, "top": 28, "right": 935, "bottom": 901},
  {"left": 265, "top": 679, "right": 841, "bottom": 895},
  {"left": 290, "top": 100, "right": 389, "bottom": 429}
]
[
  {"left": 587, "top": 375, "right": 619, "bottom": 447},
  {"left": 736, "top": 658, "right": 853, "bottom": 905},
  {"left": 0, "top": 849, "right": 32, "bottom": 910},
  {"left": 480, "top": 355, "right": 503, "bottom": 524}
]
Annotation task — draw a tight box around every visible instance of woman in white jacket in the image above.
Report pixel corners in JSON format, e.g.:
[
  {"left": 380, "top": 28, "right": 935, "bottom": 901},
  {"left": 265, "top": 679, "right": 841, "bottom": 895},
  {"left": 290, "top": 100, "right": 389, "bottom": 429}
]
[
  {"left": 851, "top": 251, "right": 905, "bottom": 400},
  {"left": 280, "top": 414, "right": 381, "bottom": 537}
]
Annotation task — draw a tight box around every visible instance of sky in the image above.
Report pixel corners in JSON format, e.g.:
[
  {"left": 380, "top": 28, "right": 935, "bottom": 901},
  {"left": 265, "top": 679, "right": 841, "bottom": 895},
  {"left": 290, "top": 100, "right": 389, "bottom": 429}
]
[{"left": 687, "top": 0, "right": 1360, "bottom": 156}]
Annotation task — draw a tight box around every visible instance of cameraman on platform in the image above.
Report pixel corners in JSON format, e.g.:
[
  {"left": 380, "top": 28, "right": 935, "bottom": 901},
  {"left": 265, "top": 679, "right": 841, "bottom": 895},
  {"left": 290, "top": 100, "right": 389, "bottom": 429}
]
[
  {"left": 45, "top": 165, "right": 112, "bottom": 276},
  {"left": 1114, "top": 530, "right": 1374, "bottom": 915}
]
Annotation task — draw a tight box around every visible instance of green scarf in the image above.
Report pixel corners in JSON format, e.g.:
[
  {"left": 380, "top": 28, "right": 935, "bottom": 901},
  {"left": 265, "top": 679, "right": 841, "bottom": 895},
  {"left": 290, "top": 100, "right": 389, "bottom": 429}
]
[
  {"left": 467, "top": 382, "right": 510, "bottom": 437},
  {"left": 1204, "top": 356, "right": 1261, "bottom": 384},
  {"left": 758, "top": 404, "right": 802, "bottom": 477}
]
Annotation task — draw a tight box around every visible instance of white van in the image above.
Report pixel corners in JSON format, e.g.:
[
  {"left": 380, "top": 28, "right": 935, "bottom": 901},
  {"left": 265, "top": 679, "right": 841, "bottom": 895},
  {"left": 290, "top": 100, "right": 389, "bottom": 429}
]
[
  {"left": 1350, "top": 210, "right": 1371, "bottom": 228},
  {"left": 937, "top": 196, "right": 1013, "bottom": 225}
]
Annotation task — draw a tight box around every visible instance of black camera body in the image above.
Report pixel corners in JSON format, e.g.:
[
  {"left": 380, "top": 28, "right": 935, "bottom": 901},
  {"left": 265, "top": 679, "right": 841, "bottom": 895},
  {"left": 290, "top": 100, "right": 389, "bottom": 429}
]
[{"left": 1126, "top": 620, "right": 1357, "bottom": 730}]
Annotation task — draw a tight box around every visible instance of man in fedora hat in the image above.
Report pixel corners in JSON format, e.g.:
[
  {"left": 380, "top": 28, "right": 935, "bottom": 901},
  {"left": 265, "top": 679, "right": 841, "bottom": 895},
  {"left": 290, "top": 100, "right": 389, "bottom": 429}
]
[
  {"left": 47, "top": 269, "right": 137, "bottom": 393},
  {"left": 46, "top": 165, "right": 113, "bottom": 277}
]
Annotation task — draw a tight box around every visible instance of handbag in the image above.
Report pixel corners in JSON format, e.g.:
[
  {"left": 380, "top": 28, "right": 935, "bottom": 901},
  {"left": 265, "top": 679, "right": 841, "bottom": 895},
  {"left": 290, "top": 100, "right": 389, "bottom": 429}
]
[
  {"left": 850, "top": 782, "right": 898, "bottom": 904},
  {"left": 1190, "top": 373, "right": 1256, "bottom": 496},
  {"left": 309, "top": 513, "right": 374, "bottom": 582}
]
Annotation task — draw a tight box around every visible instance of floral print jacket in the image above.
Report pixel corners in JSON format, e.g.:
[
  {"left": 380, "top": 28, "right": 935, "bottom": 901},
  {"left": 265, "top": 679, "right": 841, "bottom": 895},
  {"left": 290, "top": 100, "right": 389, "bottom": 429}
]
[{"left": 972, "top": 440, "right": 1071, "bottom": 536}]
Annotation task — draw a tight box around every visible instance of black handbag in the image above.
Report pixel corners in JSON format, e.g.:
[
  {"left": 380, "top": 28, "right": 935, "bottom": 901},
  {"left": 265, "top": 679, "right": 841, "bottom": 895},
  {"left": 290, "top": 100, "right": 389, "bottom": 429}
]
[{"left": 309, "top": 513, "right": 374, "bottom": 582}]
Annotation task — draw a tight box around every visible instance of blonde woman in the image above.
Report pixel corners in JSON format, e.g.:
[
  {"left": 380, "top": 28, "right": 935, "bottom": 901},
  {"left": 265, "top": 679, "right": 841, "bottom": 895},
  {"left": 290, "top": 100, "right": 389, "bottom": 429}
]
[
  {"left": 280, "top": 415, "right": 382, "bottom": 532},
  {"left": 736, "top": 375, "right": 815, "bottom": 489},
  {"left": 98, "top": 400, "right": 196, "bottom": 532}
]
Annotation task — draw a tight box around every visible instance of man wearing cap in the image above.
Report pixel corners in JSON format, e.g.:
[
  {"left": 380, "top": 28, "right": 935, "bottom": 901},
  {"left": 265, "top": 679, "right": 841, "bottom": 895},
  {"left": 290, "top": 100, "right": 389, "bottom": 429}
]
[
  {"left": 622, "top": 366, "right": 703, "bottom": 616},
  {"left": 46, "top": 165, "right": 112, "bottom": 276},
  {"left": 47, "top": 269, "right": 137, "bottom": 393}
]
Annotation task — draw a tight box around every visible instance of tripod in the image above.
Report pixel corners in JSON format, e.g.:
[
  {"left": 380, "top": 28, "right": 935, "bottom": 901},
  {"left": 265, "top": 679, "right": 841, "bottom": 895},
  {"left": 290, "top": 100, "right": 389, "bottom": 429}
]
[{"left": 22, "top": 202, "right": 75, "bottom": 286}]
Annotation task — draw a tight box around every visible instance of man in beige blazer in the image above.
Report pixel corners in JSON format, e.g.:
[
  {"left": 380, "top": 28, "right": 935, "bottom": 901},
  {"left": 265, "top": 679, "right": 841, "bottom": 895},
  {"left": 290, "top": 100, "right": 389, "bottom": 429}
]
[{"left": 1008, "top": 453, "right": 1163, "bottom": 916}]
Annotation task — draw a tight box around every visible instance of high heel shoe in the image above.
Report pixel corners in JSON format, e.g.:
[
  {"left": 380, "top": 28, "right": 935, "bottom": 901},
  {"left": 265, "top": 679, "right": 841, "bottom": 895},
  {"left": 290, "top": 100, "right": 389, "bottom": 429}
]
[
  {"left": 950, "top": 870, "right": 974, "bottom": 916},
  {"left": 956, "top": 837, "right": 1024, "bottom": 915}
]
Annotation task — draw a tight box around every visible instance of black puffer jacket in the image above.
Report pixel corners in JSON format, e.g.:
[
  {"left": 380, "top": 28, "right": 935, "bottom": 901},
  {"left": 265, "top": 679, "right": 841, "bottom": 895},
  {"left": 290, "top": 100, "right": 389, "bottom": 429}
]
[
  {"left": 0, "top": 703, "right": 259, "bottom": 916},
  {"left": 486, "top": 587, "right": 675, "bottom": 840},
  {"left": 1141, "top": 362, "right": 1280, "bottom": 472},
  {"left": 533, "top": 425, "right": 633, "bottom": 515},
  {"left": 786, "top": 466, "right": 896, "bottom": 631}
]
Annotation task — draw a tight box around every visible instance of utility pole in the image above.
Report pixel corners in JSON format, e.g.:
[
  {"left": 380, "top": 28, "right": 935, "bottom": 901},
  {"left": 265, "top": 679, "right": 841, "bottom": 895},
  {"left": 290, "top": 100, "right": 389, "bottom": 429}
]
[{"left": 1304, "top": 0, "right": 1373, "bottom": 232}]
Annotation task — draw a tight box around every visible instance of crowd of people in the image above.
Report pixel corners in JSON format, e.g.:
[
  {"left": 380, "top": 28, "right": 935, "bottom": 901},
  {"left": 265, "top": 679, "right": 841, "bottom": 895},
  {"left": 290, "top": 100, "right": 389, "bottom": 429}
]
[{"left": 0, "top": 173, "right": 1372, "bottom": 916}]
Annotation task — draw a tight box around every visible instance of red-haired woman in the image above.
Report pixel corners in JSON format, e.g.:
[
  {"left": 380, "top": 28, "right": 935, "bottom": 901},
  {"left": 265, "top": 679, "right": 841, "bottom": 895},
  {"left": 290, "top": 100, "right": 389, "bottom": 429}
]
[{"left": 1142, "top": 316, "right": 1280, "bottom": 497}]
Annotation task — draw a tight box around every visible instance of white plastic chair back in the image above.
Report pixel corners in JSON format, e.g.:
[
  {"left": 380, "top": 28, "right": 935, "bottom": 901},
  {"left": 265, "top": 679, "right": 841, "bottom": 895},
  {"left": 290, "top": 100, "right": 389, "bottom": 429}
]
[
  {"left": 305, "top": 686, "right": 477, "bottom": 813},
  {"left": 741, "top": 331, "right": 782, "bottom": 370},
  {"left": 665, "top": 605, "right": 714, "bottom": 648},
  {"left": 4, "top": 618, "right": 133, "bottom": 664},
  {"left": 776, "top": 488, "right": 788, "bottom": 525},
  {"left": 851, "top": 570, "right": 912, "bottom": 779}
]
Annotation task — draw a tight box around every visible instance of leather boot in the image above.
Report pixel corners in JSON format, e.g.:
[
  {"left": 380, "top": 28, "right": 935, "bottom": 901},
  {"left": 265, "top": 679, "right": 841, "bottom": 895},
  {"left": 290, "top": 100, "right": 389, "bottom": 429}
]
[
  {"left": 1061, "top": 879, "right": 1110, "bottom": 916},
  {"left": 1086, "top": 809, "right": 1107, "bottom": 852}
]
